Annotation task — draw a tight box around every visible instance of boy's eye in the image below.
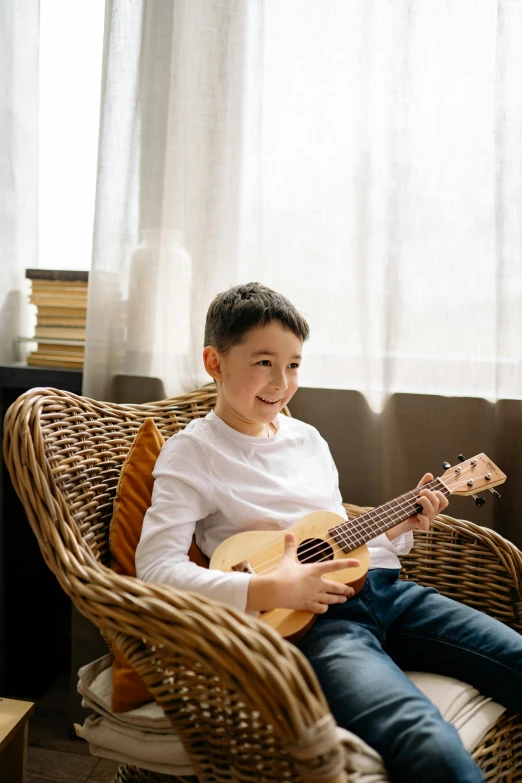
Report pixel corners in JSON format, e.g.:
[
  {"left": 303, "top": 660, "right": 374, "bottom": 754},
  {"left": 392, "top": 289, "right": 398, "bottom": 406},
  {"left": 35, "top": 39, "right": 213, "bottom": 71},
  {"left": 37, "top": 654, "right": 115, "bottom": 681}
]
[{"left": 257, "top": 360, "right": 300, "bottom": 369}]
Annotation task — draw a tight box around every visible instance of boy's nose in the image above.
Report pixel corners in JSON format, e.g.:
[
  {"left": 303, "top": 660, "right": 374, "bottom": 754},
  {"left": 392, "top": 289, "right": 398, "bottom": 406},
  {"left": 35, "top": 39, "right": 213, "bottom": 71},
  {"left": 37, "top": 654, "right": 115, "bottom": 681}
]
[{"left": 270, "top": 371, "right": 288, "bottom": 390}]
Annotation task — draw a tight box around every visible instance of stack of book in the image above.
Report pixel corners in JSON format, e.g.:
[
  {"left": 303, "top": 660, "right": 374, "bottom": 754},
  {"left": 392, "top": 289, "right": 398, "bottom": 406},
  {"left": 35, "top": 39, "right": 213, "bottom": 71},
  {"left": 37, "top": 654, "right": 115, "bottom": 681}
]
[{"left": 25, "top": 269, "right": 88, "bottom": 369}]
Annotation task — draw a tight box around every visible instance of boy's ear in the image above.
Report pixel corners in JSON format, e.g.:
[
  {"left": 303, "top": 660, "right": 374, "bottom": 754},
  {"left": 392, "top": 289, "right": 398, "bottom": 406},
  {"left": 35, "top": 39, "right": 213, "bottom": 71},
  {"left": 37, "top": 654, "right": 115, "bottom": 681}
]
[{"left": 203, "top": 346, "right": 223, "bottom": 381}]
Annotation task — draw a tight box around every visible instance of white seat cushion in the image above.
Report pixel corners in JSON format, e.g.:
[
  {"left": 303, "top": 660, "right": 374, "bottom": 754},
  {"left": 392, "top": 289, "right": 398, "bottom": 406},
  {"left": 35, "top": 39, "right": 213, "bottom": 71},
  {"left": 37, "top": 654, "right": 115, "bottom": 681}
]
[{"left": 76, "top": 654, "right": 505, "bottom": 781}]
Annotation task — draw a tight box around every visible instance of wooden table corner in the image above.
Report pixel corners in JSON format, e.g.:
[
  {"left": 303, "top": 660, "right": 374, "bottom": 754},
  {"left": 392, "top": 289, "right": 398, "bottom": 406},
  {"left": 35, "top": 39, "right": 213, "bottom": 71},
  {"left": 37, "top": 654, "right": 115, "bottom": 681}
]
[{"left": 0, "top": 697, "right": 35, "bottom": 783}]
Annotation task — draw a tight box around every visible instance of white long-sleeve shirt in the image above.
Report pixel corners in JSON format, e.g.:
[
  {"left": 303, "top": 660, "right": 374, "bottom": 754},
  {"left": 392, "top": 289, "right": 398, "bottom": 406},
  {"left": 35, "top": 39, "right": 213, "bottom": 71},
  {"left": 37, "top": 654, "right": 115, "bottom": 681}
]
[{"left": 135, "top": 410, "right": 413, "bottom": 612}]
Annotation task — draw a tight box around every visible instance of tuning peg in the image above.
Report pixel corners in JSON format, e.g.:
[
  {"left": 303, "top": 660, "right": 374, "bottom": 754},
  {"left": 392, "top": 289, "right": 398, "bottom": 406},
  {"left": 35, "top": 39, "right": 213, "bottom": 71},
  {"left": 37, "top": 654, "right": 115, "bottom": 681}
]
[
  {"left": 472, "top": 494, "right": 486, "bottom": 507},
  {"left": 441, "top": 461, "right": 451, "bottom": 470},
  {"left": 458, "top": 454, "right": 466, "bottom": 462},
  {"left": 489, "top": 488, "right": 502, "bottom": 499}
]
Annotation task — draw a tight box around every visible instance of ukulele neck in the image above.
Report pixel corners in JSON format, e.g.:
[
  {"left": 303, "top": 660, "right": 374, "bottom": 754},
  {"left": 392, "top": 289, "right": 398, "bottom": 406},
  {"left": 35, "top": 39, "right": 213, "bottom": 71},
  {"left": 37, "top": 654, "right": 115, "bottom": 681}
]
[{"left": 329, "top": 478, "right": 450, "bottom": 553}]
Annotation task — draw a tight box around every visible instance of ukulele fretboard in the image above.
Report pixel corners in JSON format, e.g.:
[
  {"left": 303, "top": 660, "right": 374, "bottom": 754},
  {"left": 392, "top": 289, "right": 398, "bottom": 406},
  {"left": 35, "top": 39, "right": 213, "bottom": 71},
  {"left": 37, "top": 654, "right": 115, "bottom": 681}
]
[{"left": 330, "top": 478, "right": 450, "bottom": 554}]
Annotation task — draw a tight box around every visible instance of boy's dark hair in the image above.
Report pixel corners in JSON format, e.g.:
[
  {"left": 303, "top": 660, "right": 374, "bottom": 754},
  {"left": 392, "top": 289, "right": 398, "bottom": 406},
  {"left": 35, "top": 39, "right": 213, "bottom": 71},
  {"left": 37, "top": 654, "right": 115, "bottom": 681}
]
[{"left": 204, "top": 282, "right": 310, "bottom": 354}]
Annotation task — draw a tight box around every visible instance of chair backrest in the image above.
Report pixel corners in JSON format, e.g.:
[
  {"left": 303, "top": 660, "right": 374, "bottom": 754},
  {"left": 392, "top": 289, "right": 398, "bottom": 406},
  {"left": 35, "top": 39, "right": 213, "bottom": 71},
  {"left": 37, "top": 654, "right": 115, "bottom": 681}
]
[{"left": 3, "top": 384, "right": 218, "bottom": 572}]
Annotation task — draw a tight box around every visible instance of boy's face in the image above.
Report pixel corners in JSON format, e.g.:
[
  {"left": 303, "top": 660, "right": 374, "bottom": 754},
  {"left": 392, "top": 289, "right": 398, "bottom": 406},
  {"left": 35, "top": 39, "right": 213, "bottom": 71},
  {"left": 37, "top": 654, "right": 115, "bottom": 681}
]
[{"left": 205, "top": 320, "right": 302, "bottom": 429}]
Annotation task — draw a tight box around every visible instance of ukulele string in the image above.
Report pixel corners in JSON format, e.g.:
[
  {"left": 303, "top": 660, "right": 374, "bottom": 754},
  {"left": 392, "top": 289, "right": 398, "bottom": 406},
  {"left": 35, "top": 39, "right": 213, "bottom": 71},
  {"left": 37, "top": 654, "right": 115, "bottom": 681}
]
[{"left": 253, "top": 468, "right": 480, "bottom": 577}]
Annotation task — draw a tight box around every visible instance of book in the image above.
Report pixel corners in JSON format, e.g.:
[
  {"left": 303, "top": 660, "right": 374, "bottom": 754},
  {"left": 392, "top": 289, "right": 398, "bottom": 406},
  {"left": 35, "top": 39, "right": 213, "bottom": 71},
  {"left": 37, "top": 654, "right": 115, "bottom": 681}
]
[
  {"left": 29, "top": 297, "right": 87, "bottom": 316},
  {"left": 31, "top": 279, "right": 88, "bottom": 288},
  {"left": 30, "top": 294, "right": 88, "bottom": 306},
  {"left": 18, "top": 336, "right": 84, "bottom": 347},
  {"left": 29, "top": 353, "right": 84, "bottom": 364},
  {"left": 36, "top": 316, "right": 87, "bottom": 327},
  {"left": 29, "top": 352, "right": 84, "bottom": 363},
  {"left": 36, "top": 342, "right": 85, "bottom": 355},
  {"left": 27, "top": 354, "right": 84, "bottom": 369},
  {"left": 26, "top": 269, "right": 89, "bottom": 282},
  {"left": 30, "top": 285, "right": 88, "bottom": 297},
  {"left": 31, "top": 303, "right": 87, "bottom": 314},
  {"left": 30, "top": 287, "right": 87, "bottom": 296},
  {"left": 34, "top": 326, "right": 86, "bottom": 340},
  {"left": 32, "top": 306, "right": 87, "bottom": 318}
]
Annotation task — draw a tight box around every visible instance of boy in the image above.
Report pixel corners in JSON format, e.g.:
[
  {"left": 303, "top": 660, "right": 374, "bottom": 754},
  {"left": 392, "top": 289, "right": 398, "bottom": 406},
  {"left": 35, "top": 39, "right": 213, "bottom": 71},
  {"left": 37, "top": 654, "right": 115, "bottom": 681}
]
[{"left": 136, "top": 282, "right": 522, "bottom": 783}]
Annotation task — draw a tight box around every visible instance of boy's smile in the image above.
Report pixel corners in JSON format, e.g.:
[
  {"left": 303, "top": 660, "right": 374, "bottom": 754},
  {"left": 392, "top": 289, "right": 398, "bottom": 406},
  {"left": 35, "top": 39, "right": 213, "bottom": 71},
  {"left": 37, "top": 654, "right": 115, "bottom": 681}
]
[
  {"left": 256, "top": 396, "right": 281, "bottom": 405},
  {"left": 203, "top": 320, "right": 302, "bottom": 437}
]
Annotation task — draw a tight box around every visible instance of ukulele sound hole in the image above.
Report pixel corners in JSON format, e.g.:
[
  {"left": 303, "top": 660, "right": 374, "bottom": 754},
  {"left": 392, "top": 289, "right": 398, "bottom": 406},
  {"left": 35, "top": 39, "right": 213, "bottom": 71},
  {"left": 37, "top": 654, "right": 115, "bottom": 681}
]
[{"left": 297, "top": 538, "right": 334, "bottom": 564}]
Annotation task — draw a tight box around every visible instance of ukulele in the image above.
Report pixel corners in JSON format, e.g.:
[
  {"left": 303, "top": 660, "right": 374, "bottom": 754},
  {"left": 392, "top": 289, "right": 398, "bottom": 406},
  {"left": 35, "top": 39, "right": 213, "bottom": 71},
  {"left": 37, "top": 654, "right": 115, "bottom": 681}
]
[{"left": 209, "top": 454, "right": 506, "bottom": 640}]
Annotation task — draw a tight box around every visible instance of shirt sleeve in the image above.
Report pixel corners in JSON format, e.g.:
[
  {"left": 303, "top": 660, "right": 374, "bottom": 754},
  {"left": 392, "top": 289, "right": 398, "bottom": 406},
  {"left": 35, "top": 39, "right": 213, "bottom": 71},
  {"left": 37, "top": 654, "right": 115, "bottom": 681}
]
[
  {"left": 135, "top": 433, "right": 252, "bottom": 612},
  {"left": 367, "top": 530, "right": 414, "bottom": 555}
]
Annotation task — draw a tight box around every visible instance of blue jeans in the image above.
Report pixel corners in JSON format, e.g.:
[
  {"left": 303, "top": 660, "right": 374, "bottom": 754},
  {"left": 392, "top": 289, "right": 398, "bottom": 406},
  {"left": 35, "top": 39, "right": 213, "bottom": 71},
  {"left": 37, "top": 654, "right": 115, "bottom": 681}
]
[{"left": 295, "top": 568, "right": 522, "bottom": 783}]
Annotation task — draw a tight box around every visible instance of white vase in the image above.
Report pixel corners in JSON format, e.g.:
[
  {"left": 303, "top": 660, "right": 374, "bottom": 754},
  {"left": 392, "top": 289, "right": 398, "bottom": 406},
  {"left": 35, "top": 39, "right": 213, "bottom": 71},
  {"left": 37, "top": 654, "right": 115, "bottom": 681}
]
[{"left": 126, "top": 229, "right": 192, "bottom": 374}]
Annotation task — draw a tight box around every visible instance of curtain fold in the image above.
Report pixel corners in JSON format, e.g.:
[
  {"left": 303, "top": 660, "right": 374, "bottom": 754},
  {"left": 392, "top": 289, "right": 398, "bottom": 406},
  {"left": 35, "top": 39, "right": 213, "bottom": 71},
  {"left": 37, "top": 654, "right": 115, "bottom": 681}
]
[
  {"left": 84, "top": 0, "right": 263, "bottom": 400},
  {"left": 84, "top": 0, "right": 522, "bottom": 406},
  {"left": 0, "top": 1, "right": 39, "bottom": 363}
]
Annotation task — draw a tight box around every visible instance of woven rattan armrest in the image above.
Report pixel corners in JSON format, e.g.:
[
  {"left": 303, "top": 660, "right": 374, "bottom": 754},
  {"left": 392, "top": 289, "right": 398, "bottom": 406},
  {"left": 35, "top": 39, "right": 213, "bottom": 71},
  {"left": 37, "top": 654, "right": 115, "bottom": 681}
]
[
  {"left": 343, "top": 503, "right": 522, "bottom": 630},
  {"left": 75, "top": 562, "right": 348, "bottom": 783}
]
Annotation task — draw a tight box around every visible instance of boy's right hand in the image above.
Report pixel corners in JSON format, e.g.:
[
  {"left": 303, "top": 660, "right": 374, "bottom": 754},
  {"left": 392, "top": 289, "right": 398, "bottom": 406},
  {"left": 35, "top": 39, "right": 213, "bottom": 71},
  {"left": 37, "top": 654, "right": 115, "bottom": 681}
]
[{"left": 246, "top": 532, "right": 360, "bottom": 614}]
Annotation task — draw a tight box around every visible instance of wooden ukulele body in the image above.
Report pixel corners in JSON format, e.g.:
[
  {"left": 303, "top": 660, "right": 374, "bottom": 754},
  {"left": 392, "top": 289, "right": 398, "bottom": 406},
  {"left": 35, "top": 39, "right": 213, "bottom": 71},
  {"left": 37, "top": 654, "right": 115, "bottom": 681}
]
[{"left": 210, "top": 510, "right": 370, "bottom": 639}]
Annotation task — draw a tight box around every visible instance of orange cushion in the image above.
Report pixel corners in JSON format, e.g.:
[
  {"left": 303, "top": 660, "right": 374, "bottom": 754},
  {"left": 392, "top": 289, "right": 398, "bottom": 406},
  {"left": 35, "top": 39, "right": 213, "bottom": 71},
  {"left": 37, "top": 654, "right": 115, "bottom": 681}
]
[
  {"left": 109, "top": 417, "right": 210, "bottom": 713},
  {"left": 110, "top": 418, "right": 165, "bottom": 579},
  {"left": 109, "top": 417, "right": 165, "bottom": 712}
]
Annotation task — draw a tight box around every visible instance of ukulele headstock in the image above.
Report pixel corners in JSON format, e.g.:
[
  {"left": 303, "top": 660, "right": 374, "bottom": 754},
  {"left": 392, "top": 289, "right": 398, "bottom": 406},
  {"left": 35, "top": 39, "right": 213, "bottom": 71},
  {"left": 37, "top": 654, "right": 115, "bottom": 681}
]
[{"left": 440, "top": 453, "right": 506, "bottom": 496}]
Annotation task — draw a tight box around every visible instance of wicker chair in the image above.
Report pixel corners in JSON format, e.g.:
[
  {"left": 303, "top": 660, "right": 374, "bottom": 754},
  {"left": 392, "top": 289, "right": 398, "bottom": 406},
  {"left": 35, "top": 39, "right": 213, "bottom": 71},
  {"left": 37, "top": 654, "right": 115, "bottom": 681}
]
[{"left": 3, "top": 385, "right": 522, "bottom": 783}]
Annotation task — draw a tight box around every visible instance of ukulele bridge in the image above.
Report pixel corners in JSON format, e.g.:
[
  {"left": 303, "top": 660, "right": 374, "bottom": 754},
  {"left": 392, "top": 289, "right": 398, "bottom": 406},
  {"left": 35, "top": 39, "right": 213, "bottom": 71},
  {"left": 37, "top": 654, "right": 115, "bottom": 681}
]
[{"left": 231, "top": 560, "right": 257, "bottom": 575}]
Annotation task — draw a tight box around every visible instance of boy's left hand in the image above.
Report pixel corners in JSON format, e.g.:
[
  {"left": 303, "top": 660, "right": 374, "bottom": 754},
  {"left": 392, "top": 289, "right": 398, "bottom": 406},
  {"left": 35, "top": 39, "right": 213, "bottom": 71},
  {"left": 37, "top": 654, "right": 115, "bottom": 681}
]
[
  {"left": 386, "top": 473, "right": 449, "bottom": 541},
  {"left": 406, "top": 473, "right": 449, "bottom": 532}
]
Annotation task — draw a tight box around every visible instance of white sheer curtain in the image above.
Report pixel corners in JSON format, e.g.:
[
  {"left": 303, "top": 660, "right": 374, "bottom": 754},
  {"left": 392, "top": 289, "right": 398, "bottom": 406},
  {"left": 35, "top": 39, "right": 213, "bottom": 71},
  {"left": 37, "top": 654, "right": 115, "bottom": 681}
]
[
  {"left": 0, "top": 1, "right": 39, "bottom": 363},
  {"left": 84, "top": 0, "right": 522, "bottom": 408}
]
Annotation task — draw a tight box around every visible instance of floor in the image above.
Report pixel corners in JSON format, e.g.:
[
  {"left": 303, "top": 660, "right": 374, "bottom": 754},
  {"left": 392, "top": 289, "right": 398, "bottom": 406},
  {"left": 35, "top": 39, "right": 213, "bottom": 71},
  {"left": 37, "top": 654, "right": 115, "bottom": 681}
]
[{"left": 26, "top": 670, "right": 121, "bottom": 783}]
